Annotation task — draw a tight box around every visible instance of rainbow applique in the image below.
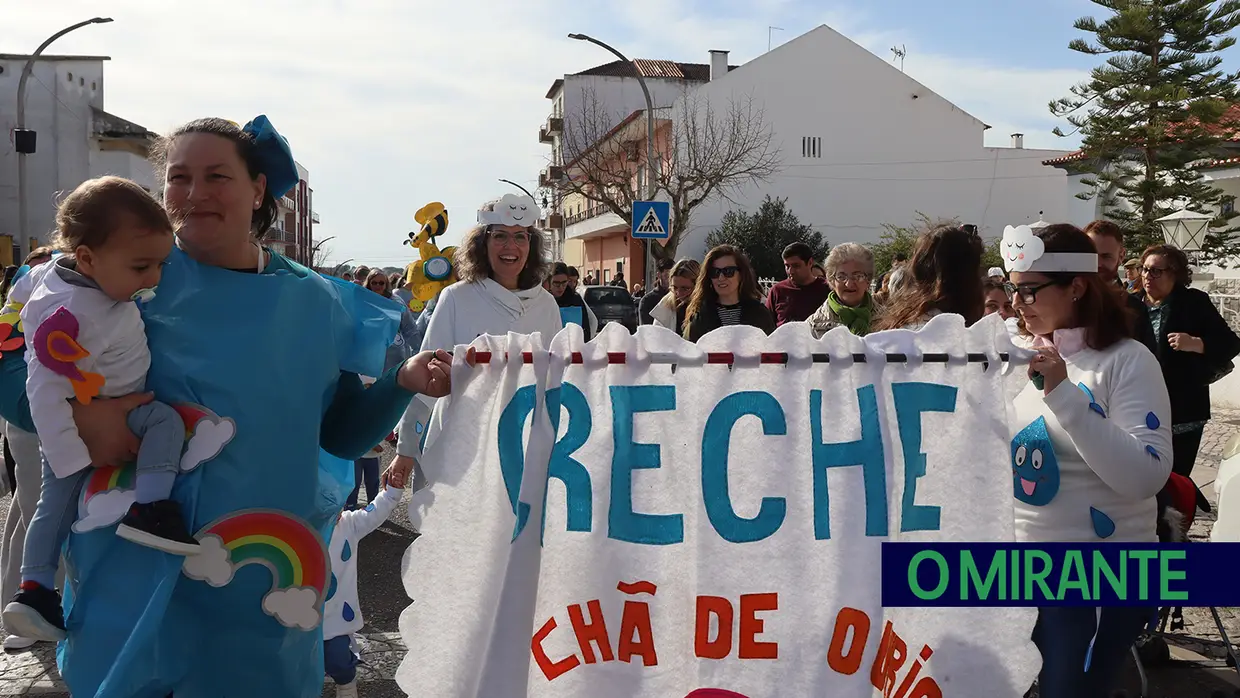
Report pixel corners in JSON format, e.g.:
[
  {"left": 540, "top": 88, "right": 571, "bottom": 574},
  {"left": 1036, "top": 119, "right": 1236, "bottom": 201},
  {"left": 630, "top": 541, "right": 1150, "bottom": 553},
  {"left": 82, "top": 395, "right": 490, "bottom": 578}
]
[
  {"left": 73, "top": 402, "right": 237, "bottom": 534},
  {"left": 33, "top": 306, "right": 105, "bottom": 403},
  {"left": 181, "top": 509, "right": 329, "bottom": 630}
]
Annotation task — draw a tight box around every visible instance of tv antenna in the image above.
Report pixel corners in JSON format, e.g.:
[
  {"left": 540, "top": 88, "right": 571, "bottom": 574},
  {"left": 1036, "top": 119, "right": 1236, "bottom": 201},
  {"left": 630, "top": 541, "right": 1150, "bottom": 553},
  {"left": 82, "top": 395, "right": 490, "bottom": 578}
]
[
  {"left": 768, "top": 26, "right": 784, "bottom": 52},
  {"left": 891, "top": 44, "right": 907, "bottom": 72}
]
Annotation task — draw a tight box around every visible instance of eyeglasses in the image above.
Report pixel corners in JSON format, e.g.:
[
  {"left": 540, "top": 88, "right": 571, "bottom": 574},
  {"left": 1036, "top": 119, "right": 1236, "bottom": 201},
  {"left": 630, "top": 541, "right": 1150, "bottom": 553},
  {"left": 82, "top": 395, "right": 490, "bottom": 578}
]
[
  {"left": 831, "top": 272, "right": 872, "bottom": 285},
  {"left": 1003, "top": 280, "right": 1064, "bottom": 305},
  {"left": 708, "top": 265, "right": 740, "bottom": 280},
  {"left": 550, "top": 279, "right": 569, "bottom": 288},
  {"left": 1141, "top": 266, "right": 1169, "bottom": 278},
  {"left": 489, "top": 230, "right": 530, "bottom": 246}
]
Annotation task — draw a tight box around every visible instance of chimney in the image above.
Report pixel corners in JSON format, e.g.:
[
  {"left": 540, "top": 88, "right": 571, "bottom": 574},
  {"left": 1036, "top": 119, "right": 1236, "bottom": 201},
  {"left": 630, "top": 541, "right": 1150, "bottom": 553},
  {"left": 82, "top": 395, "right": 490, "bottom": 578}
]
[
  {"left": 1011, "top": 133, "right": 1024, "bottom": 149},
  {"left": 709, "top": 50, "right": 729, "bottom": 81}
]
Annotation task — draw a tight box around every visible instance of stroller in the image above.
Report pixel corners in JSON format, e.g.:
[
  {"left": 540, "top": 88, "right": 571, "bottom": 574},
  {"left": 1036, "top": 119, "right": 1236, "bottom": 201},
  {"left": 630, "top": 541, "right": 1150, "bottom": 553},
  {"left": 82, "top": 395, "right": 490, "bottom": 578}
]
[{"left": 1132, "top": 471, "right": 1240, "bottom": 685}]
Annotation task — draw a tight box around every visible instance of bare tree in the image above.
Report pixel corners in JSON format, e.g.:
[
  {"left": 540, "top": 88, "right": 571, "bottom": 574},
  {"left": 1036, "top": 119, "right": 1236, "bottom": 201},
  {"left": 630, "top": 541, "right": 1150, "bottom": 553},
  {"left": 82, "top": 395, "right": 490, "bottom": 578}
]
[
  {"left": 311, "top": 241, "right": 334, "bottom": 273},
  {"left": 555, "top": 87, "right": 781, "bottom": 261}
]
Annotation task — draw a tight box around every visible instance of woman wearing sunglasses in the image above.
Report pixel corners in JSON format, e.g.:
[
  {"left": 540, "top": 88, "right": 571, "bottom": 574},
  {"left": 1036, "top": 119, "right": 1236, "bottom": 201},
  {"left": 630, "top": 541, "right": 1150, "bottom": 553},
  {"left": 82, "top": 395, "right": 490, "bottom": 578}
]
[
  {"left": 1003, "top": 223, "right": 1171, "bottom": 697},
  {"left": 678, "top": 245, "right": 774, "bottom": 342}
]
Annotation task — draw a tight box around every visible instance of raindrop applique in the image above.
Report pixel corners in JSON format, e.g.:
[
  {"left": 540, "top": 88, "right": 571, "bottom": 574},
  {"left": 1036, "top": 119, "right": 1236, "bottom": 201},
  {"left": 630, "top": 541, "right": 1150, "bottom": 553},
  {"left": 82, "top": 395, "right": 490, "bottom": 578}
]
[
  {"left": 1078, "top": 383, "right": 1106, "bottom": 418},
  {"left": 326, "top": 573, "right": 338, "bottom": 602},
  {"left": 1146, "top": 445, "right": 1161, "bottom": 461},
  {"left": 1146, "top": 412, "right": 1161, "bottom": 430},
  {"left": 1012, "top": 416, "right": 1061, "bottom": 506},
  {"left": 365, "top": 502, "right": 376, "bottom": 513},
  {"left": 342, "top": 602, "right": 355, "bottom": 623},
  {"left": 1090, "top": 507, "right": 1116, "bottom": 538},
  {"left": 341, "top": 540, "right": 352, "bottom": 562}
]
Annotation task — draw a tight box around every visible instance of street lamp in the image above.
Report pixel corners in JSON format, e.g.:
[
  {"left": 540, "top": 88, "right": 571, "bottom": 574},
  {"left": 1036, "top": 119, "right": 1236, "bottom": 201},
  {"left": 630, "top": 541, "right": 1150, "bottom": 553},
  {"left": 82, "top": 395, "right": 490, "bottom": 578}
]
[
  {"left": 568, "top": 32, "right": 659, "bottom": 288},
  {"left": 1156, "top": 208, "right": 1213, "bottom": 283},
  {"left": 16, "top": 17, "right": 114, "bottom": 255}
]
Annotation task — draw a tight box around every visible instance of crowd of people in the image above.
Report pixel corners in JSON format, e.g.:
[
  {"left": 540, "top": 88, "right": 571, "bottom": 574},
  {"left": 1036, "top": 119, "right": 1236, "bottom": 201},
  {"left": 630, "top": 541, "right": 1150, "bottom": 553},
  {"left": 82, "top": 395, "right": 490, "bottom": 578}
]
[{"left": 0, "top": 110, "right": 1236, "bottom": 698}]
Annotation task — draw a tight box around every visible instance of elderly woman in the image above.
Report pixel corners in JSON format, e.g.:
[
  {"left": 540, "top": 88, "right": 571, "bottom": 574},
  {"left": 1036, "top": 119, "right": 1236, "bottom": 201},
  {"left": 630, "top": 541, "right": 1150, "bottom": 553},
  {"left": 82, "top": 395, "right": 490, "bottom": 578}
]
[
  {"left": 385, "top": 194, "right": 562, "bottom": 489},
  {"left": 0, "top": 116, "right": 452, "bottom": 696},
  {"left": 1139, "top": 244, "right": 1240, "bottom": 477},
  {"left": 806, "top": 242, "right": 879, "bottom": 338}
]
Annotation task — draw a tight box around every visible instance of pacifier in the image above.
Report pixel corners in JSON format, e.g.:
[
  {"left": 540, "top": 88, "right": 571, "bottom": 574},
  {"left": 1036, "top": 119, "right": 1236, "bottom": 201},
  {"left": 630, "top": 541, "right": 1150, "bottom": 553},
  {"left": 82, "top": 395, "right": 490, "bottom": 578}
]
[{"left": 131, "top": 287, "right": 157, "bottom": 303}]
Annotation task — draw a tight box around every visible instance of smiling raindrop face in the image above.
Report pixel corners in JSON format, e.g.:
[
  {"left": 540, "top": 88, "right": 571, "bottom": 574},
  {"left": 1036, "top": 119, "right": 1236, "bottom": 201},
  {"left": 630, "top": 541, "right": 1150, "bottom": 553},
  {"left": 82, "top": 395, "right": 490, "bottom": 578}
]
[{"left": 1012, "top": 416, "right": 1060, "bottom": 506}]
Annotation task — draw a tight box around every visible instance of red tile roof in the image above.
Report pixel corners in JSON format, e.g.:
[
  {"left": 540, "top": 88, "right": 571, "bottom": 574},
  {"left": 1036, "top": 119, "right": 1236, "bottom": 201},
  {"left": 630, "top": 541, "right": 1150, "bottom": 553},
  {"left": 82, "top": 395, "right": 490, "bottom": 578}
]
[{"left": 1043, "top": 104, "right": 1240, "bottom": 166}]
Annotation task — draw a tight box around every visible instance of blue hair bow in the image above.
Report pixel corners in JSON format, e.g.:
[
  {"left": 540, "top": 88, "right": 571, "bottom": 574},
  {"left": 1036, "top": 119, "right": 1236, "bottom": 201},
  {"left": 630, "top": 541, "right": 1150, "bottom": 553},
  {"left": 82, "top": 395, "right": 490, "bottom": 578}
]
[{"left": 241, "top": 115, "right": 299, "bottom": 199}]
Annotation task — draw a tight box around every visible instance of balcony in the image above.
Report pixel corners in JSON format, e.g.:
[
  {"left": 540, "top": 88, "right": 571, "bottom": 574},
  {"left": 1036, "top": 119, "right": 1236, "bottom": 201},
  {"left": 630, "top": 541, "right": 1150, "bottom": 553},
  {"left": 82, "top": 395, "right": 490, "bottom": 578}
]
[
  {"left": 538, "top": 116, "right": 564, "bottom": 144},
  {"left": 539, "top": 213, "right": 564, "bottom": 230},
  {"left": 312, "top": 211, "right": 321, "bottom": 224},
  {"left": 267, "top": 225, "right": 288, "bottom": 243},
  {"left": 564, "top": 203, "right": 626, "bottom": 240},
  {"left": 538, "top": 165, "right": 564, "bottom": 189}
]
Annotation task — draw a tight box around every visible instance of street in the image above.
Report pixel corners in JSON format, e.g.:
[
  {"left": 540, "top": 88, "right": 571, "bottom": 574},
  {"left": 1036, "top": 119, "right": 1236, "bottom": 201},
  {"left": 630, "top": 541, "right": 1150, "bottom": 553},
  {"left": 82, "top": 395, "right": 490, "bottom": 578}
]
[{"left": 1, "top": 424, "right": 1240, "bottom": 697}]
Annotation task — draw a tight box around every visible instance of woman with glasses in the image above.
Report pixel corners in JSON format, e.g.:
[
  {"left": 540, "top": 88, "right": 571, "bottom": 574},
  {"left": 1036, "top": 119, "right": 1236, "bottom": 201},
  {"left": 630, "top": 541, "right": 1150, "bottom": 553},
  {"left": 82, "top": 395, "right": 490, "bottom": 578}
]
[
  {"left": 678, "top": 245, "right": 774, "bottom": 342},
  {"left": 873, "top": 226, "right": 983, "bottom": 331},
  {"left": 806, "top": 242, "right": 879, "bottom": 338},
  {"left": 651, "top": 258, "right": 700, "bottom": 334},
  {"left": 1003, "top": 223, "right": 1171, "bottom": 697},
  {"left": 1138, "top": 244, "right": 1240, "bottom": 477},
  {"left": 386, "top": 195, "right": 562, "bottom": 489}
]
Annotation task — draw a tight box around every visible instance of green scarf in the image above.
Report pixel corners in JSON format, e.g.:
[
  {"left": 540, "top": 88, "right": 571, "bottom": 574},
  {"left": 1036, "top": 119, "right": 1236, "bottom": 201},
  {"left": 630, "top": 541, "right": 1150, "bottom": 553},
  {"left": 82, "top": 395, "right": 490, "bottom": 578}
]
[{"left": 827, "top": 291, "right": 874, "bottom": 336}]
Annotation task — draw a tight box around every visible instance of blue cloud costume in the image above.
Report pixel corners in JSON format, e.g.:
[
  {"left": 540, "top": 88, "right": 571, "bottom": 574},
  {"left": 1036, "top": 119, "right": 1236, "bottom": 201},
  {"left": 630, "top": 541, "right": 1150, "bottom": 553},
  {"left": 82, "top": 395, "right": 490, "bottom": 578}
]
[{"left": 0, "top": 120, "right": 414, "bottom": 697}]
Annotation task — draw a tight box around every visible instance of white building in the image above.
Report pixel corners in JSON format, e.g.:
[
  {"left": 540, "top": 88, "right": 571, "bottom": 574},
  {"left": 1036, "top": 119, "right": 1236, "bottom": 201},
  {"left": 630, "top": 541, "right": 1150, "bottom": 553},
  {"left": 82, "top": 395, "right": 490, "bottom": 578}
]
[
  {"left": 0, "top": 53, "right": 159, "bottom": 265},
  {"left": 554, "top": 25, "right": 1074, "bottom": 275}
]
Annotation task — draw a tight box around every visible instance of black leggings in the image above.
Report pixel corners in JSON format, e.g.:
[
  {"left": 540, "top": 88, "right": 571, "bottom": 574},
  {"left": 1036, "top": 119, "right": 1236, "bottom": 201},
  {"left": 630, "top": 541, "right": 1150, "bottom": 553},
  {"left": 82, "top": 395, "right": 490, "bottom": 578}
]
[
  {"left": 3, "top": 435, "right": 14, "bottom": 497},
  {"left": 1172, "top": 426, "right": 1205, "bottom": 477}
]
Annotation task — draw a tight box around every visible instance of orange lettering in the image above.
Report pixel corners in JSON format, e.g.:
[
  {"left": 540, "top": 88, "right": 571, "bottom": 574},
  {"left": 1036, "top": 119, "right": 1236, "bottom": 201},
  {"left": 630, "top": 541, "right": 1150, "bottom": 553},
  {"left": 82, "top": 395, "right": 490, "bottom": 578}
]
[
  {"left": 738, "top": 593, "right": 778, "bottom": 660},
  {"left": 893, "top": 645, "right": 934, "bottom": 698},
  {"left": 827, "top": 606, "right": 871, "bottom": 675},
  {"left": 909, "top": 677, "right": 942, "bottom": 698},
  {"left": 568, "top": 600, "right": 614, "bottom": 664},
  {"left": 531, "top": 616, "right": 581, "bottom": 681},
  {"left": 618, "top": 600, "right": 658, "bottom": 666},
  {"left": 694, "top": 596, "right": 734, "bottom": 659},
  {"left": 870, "top": 620, "right": 908, "bottom": 694}
]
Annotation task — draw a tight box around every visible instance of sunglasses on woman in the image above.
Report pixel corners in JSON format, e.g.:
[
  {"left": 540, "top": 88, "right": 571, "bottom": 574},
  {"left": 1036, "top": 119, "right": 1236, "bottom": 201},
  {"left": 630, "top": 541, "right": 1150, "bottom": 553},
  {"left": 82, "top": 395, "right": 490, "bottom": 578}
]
[{"left": 708, "top": 265, "right": 739, "bottom": 280}]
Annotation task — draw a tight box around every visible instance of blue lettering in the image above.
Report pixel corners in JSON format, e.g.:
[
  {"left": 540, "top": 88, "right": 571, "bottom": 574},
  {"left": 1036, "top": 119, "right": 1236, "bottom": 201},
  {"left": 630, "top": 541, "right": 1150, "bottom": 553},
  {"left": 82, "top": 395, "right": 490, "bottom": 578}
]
[
  {"left": 810, "top": 386, "right": 887, "bottom": 539},
  {"left": 497, "top": 385, "right": 537, "bottom": 541},
  {"left": 892, "top": 382, "right": 956, "bottom": 532},
  {"left": 542, "top": 382, "right": 594, "bottom": 544},
  {"left": 609, "top": 385, "right": 682, "bottom": 545},
  {"left": 701, "top": 391, "right": 788, "bottom": 543}
]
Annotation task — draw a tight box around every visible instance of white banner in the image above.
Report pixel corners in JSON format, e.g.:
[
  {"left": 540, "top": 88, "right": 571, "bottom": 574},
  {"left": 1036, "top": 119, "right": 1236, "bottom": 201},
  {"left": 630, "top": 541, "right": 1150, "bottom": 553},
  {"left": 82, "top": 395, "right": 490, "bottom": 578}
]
[{"left": 397, "top": 314, "right": 1041, "bottom": 698}]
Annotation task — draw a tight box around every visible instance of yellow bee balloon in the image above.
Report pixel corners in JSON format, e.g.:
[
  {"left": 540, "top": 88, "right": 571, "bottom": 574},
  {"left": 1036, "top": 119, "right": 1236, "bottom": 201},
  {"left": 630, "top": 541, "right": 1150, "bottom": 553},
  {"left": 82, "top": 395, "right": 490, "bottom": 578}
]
[{"left": 403, "top": 202, "right": 457, "bottom": 312}]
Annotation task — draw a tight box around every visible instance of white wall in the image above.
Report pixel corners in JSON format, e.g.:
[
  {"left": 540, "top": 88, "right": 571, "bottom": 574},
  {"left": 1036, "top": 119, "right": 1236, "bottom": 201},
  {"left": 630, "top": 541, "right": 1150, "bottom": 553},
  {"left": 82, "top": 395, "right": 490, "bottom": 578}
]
[
  {"left": 664, "top": 25, "right": 1072, "bottom": 261},
  {"left": 1063, "top": 173, "right": 1103, "bottom": 229},
  {"left": 0, "top": 57, "right": 106, "bottom": 249},
  {"left": 89, "top": 148, "right": 156, "bottom": 193}
]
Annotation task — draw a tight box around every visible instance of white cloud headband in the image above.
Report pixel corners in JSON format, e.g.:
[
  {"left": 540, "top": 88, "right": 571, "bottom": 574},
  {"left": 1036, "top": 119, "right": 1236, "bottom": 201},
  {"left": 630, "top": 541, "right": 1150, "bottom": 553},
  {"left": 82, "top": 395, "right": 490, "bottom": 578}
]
[
  {"left": 1001, "top": 225, "right": 1097, "bottom": 274},
  {"left": 478, "top": 193, "right": 542, "bottom": 228}
]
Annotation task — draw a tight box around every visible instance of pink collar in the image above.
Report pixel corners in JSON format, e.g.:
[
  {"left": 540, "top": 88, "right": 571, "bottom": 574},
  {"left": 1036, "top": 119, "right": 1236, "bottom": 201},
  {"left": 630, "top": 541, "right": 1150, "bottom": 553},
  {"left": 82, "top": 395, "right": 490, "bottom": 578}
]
[{"left": 1033, "top": 327, "right": 1088, "bottom": 358}]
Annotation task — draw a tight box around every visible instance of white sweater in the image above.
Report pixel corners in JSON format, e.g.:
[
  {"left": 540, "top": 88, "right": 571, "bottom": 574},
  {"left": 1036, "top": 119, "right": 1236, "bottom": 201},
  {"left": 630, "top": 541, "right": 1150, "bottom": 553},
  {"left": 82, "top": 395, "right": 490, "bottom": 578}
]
[
  {"left": 324, "top": 486, "right": 404, "bottom": 639},
  {"left": 16, "top": 259, "right": 150, "bottom": 478},
  {"left": 396, "top": 278, "right": 562, "bottom": 456},
  {"left": 1012, "top": 331, "right": 1172, "bottom": 542}
]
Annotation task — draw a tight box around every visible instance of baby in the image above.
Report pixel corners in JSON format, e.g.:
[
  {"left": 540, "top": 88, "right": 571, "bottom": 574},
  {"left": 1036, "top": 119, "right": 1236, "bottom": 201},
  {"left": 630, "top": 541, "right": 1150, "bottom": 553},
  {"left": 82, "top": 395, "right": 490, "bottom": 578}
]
[
  {"left": 1, "top": 176, "right": 194, "bottom": 643},
  {"left": 324, "top": 479, "right": 404, "bottom": 697}
]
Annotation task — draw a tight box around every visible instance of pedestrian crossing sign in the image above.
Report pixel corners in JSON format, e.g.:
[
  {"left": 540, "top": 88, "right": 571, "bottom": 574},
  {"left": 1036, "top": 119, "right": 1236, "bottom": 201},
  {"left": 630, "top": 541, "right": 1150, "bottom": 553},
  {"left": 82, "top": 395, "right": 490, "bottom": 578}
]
[{"left": 632, "top": 200, "right": 671, "bottom": 240}]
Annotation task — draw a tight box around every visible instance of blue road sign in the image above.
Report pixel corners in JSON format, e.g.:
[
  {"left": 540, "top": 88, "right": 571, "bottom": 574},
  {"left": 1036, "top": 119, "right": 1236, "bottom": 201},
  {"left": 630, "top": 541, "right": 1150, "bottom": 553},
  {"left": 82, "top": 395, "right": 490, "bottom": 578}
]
[{"left": 632, "top": 201, "right": 671, "bottom": 240}]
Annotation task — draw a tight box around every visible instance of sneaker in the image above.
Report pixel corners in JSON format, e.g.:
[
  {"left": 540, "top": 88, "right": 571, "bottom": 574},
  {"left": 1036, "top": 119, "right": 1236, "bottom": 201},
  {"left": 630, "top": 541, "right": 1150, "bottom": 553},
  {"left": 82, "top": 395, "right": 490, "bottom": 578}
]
[
  {"left": 335, "top": 680, "right": 358, "bottom": 698},
  {"left": 116, "top": 501, "right": 201, "bottom": 556},
  {"left": 2, "top": 634, "right": 39, "bottom": 651},
  {"left": 1, "top": 582, "right": 65, "bottom": 642}
]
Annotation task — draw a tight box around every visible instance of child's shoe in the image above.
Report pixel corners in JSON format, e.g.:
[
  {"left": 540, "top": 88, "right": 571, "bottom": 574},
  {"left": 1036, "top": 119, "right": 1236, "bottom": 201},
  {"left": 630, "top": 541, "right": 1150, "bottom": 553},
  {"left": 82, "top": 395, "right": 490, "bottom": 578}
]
[
  {"left": 1, "top": 582, "right": 65, "bottom": 642},
  {"left": 335, "top": 680, "right": 359, "bottom": 698},
  {"left": 116, "top": 500, "right": 201, "bottom": 555}
]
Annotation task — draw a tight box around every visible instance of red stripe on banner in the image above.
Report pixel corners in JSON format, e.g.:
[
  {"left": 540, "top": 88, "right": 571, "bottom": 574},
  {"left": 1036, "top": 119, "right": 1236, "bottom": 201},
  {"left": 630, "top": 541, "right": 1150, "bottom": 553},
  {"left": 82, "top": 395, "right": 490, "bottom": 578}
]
[
  {"left": 706, "top": 353, "right": 734, "bottom": 364},
  {"left": 473, "top": 352, "right": 493, "bottom": 363},
  {"left": 607, "top": 352, "right": 626, "bottom": 364},
  {"left": 760, "top": 353, "right": 788, "bottom": 364}
]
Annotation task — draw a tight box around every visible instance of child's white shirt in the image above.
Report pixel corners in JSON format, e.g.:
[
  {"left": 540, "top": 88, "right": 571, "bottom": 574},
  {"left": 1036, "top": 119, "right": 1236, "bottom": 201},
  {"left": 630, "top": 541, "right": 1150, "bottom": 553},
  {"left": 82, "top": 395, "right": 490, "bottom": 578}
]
[
  {"left": 14, "top": 259, "right": 149, "bottom": 478},
  {"left": 324, "top": 486, "right": 404, "bottom": 640}
]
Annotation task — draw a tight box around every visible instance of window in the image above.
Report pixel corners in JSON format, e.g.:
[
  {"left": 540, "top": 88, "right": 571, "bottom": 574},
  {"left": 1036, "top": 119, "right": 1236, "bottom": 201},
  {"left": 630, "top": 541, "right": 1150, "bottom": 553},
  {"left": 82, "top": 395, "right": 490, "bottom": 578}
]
[
  {"left": 67, "top": 72, "right": 73, "bottom": 82},
  {"left": 801, "top": 136, "right": 822, "bottom": 158}
]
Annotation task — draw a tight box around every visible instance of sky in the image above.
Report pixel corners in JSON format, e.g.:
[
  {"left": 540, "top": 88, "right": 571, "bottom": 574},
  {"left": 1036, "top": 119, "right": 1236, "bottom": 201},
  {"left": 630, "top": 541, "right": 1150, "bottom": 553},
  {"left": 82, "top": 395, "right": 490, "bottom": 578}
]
[{"left": 2, "top": 0, "right": 1177, "bottom": 269}]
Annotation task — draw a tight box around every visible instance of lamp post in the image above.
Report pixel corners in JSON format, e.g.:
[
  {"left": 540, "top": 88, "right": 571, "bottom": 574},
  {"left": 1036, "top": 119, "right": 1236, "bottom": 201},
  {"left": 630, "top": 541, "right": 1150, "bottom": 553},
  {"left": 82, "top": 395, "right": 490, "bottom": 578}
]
[
  {"left": 568, "top": 32, "right": 658, "bottom": 289},
  {"left": 16, "top": 17, "right": 114, "bottom": 256},
  {"left": 1156, "top": 208, "right": 1214, "bottom": 285}
]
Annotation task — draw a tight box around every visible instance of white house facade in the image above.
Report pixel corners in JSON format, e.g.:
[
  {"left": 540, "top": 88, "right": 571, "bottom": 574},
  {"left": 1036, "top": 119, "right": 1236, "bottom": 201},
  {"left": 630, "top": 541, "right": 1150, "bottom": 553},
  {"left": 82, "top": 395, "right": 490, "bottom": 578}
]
[{"left": 665, "top": 25, "right": 1073, "bottom": 261}]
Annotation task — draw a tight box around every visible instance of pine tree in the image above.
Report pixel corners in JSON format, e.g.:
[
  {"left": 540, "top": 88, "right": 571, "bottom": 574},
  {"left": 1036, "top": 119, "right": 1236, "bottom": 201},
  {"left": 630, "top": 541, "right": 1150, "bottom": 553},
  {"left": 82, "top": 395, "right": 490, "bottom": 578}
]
[
  {"left": 705, "top": 196, "right": 827, "bottom": 279},
  {"left": 1050, "top": 0, "right": 1240, "bottom": 262}
]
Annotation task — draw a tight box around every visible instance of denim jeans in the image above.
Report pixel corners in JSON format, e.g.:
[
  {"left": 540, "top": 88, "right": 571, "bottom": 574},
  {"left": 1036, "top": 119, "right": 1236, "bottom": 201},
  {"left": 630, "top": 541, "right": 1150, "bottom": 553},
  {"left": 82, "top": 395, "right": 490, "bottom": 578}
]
[
  {"left": 347, "top": 457, "right": 381, "bottom": 510},
  {"left": 323, "top": 634, "right": 359, "bottom": 685},
  {"left": 1032, "top": 606, "right": 1153, "bottom": 697},
  {"left": 21, "top": 401, "right": 185, "bottom": 581}
]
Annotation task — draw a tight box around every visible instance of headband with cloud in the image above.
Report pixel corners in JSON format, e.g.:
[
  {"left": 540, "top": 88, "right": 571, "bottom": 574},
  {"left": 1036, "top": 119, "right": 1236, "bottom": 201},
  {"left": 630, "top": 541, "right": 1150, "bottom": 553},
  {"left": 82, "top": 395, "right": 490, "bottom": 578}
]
[
  {"left": 1001, "top": 225, "right": 1097, "bottom": 274},
  {"left": 477, "top": 193, "right": 541, "bottom": 228}
]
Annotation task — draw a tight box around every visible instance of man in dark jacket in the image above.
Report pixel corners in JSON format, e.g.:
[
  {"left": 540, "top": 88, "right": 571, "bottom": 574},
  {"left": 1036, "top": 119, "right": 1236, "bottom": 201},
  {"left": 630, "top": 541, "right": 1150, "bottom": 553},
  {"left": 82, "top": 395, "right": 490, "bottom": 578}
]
[
  {"left": 638, "top": 258, "right": 675, "bottom": 325},
  {"left": 549, "top": 262, "right": 592, "bottom": 340},
  {"left": 1085, "top": 220, "right": 1156, "bottom": 352}
]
